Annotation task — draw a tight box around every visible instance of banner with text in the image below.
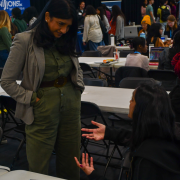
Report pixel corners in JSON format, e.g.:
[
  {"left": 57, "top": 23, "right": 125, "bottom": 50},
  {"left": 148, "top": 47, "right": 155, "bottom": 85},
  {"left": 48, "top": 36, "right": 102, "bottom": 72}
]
[
  {"left": 102, "top": 1, "right": 122, "bottom": 11},
  {"left": 0, "top": 0, "right": 30, "bottom": 16}
]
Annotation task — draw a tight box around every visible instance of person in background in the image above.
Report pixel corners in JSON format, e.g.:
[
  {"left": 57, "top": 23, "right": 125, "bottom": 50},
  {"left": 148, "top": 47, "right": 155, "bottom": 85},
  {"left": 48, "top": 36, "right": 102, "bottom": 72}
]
[
  {"left": 96, "top": 7, "right": 110, "bottom": 45},
  {"left": 108, "top": 5, "right": 125, "bottom": 42},
  {"left": 157, "top": 0, "right": 170, "bottom": 35},
  {"left": 147, "top": 23, "right": 166, "bottom": 47},
  {"left": 141, "top": 0, "right": 148, "bottom": 18},
  {"left": 138, "top": 15, "right": 151, "bottom": 36},
  {"left": 75, "top": 83, "right": 180, "bottom": 180},
  {"left": 159, "top": 31, "right": 180, "bottom": 70},
  {"left": 12, "top": 7, "right": 27, "bottom": 33},
  {"left": 0, "top": 10, "right": 12, "bottom": 68},
  {"left": 77, "top": 1, "right": 86, "bottom": 26},
  {"left": 164, "top": 15, "right": 180, "bottom": 38},
  {"left": 170, "top": 0, "right": 177, "bottom": 17},
  {"left": 83, "top": 5, "right": 104, "bottom": 51},
  {"left": 146, "top": 0, "right": 155, "bottom": 24},
  {"left": 101, "top": 4, "right": 111, "bottom": 22},
  {"left": 165, "top": 0, "right": 171, "bottom": 13},
  {"left": 23, "top": 7, "right": 38, "bottom": 27},
  {"left": 125, "top": 37, "right": 149, "bottom": 71},
  {"left": 10, "top": 21, "right": 18, "bottom": 38}
]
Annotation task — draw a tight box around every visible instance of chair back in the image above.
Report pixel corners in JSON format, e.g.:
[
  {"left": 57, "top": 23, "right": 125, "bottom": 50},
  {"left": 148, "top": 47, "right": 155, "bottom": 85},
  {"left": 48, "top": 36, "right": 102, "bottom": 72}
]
[
  {"left": 97, "top": 46, "right": 116, "bottom": 57},
  {"left": 148, "top": 70, "right": 177, "bottom": 91},
  {"left": 81, "top": 101, "right": 107, "bottom": 125},
  {"left": 119, "top": 50, "right": 134, "bottom": 57},
  {"left": 80, "top": 63, "right": 96, "bottom": 78},
  {"left": 83, "top": 78, "right": 107, "bottom": 87},
  {"left": 82, "top": 50, "right": 102, "bottom": 57},
  {"left": 115, "top": 66, "right": 148, "bottom": 87},
  {"left": 0, "top": 96, "right": 16, "bottom": 112},
  {"left": 119, "top": 77, "right": 161, "bottom": 89}
]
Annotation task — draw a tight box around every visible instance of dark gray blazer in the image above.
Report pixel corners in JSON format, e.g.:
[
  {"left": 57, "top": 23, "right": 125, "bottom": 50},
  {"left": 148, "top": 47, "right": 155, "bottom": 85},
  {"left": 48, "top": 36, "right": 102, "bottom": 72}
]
[{"left": 1, "top": 28, "right": 84, "bottom": 125}]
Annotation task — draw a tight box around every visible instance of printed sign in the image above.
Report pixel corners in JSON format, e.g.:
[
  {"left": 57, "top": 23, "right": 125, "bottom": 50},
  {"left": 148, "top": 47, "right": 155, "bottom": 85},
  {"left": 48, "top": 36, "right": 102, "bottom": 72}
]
[
  {"left": 102, "top": 1, "right": 122, "bottom": 11},
  {"left": 0, "top": 0, "right": 30, "bottom": 16}
]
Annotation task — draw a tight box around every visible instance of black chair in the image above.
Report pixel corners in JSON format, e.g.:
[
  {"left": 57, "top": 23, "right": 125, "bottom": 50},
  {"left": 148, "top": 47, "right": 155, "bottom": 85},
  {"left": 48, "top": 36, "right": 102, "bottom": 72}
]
[
  {"left": 0, "top": 127, "right": 3, "bottom": 143},
  {"left": 83, "top": 78, "right": 107, "bottom": 87},
  {"left": 148, "top": 70, "right": 177, "bottom": 91},
  {"left": 119, "top": 50, "right": 134, "bottom": 57},
  {"left": 81, "top": 50, "right": 102, "bottom": 57},
  {"left": 80, "top": 63, "right": 97, "bottom": 78},
  {"left": 115, "top": 66, "right": 148, "bottom": 87},
  {"left": 0, "top": 96, "right": 25, "bottom": 170},
  {"left": 81, "top": 101, "right": 123, "bottom": 175},
  {"left": 119, "top": 77, "right": 161, "bottom": 89}
]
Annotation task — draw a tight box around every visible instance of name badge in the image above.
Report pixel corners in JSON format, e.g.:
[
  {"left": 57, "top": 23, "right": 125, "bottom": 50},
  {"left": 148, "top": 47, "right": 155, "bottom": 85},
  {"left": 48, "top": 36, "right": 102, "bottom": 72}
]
[{"left": 78, "top": 12, "right": 82, "bottom": 15}]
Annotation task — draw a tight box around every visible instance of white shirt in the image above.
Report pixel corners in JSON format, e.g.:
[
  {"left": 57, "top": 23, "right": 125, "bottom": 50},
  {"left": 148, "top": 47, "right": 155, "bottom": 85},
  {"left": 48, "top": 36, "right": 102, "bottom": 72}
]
[
  {"left": 83, "top": 15, "right": 103, "bottom": 43},
  {"left": 125, "top": 53, "right": 149, "bottom": 71}
]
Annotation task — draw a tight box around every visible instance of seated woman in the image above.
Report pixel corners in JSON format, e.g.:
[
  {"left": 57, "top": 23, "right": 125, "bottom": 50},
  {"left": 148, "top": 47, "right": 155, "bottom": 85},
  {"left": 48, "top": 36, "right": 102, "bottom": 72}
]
[
  {"left": 83, "top": 5, "right": 104, "bottom": 51},
  {"left": 158, "top": 31, "right": 180, "bottom": 70},
  {"left": 125, "top": 37, "right": 149, "bottom": 71},
  {"left": 164, "top": 15, "right": 180, "bottom": 39},
  {"left": 75, "top": 83, "right": 180, "bottom": 180},
  {"left": 138, "top": 15, "right": 151, "bottom": 37},
  {"left": 147, "top": 23, "right": 166, "bottom": 47}
]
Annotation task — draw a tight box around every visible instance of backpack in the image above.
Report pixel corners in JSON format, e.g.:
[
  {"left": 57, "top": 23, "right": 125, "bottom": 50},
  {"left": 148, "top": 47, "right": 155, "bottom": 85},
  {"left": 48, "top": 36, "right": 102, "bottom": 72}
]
[{"left": 160, "top": 6, "right": 170, "bottom": 21}]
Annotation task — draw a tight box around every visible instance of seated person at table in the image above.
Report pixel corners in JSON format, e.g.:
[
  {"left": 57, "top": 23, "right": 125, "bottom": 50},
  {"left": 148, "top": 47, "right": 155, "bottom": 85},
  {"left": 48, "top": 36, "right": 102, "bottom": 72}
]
[
  {"left": 74, "top": 84, "right": 180, "bottom": 180},
  {"left": 138, "top": 15, "right": 151, "bottom": 37},
  {"left": 164, "top": 15, "right": 180, "bottom": 39},
  {"left": 125, "top": 37, "right": 149, "bottom": 71},
  {"left": 147, "top": 23, "right": 167, "bottom": 47},
  {"left": 170, "top": 52, "right": 180, "bottom": 122},
  {"left": 158, "top": 31, "right": 180, "bottom": 70},
  {"left": 83, "top": 5, "right": 105, "bottom": 51}
]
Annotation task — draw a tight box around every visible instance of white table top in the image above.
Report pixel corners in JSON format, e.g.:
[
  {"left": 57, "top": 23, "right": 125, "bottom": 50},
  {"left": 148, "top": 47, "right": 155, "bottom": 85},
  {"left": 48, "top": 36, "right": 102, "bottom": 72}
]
[
  {"left": 116, "top": 46, "right": 130, "bottom": 50},
  {"left": 125, "top": 25, "right": 141, "bottom": 28},
  {"left": 82, "top": 86, "right": 133, "bottom": 114},
  {"left": 79, "top": 57, "right": 158, "bottom": 70},
  {"left": 0, "top": 170, "right": 65, "bottom": 180}
]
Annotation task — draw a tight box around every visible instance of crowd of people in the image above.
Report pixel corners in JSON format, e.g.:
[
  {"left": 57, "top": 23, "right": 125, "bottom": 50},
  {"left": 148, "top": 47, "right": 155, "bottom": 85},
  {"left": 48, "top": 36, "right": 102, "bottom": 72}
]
[{"left": 0, "top": 0, "right": 180, "bottom": 180}]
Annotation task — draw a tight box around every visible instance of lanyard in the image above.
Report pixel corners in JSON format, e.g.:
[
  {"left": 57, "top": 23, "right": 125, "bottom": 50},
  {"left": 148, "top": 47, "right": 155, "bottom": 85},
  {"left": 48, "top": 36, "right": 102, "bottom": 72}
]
[
  {"left": 134, "top": 51, "right": 141, "bottom": 54},
  {"left": 170, "top": 30, "right": 172, "bottom": 38}
]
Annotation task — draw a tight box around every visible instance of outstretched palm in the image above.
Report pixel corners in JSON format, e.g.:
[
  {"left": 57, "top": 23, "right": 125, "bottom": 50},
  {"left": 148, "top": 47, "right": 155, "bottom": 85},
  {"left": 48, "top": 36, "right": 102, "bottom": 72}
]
[{"left": 81, "top": 121, "right": 106, "bottom": 141}]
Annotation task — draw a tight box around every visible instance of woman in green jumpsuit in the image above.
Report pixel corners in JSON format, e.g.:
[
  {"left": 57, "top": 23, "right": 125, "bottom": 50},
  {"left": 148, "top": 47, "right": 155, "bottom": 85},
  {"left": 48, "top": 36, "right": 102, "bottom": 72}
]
[{"left": 1, "top": 0, "right": 84, "bottom": 179}]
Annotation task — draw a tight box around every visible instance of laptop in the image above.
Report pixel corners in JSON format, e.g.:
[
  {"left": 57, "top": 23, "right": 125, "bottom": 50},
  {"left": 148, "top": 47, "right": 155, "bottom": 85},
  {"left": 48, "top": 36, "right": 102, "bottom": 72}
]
[
  {"left": 149, "top": 47, "right": 164, "bottom": 62},
  {"left": 124, "top": 27, "right": 138, "bottom": 38}
]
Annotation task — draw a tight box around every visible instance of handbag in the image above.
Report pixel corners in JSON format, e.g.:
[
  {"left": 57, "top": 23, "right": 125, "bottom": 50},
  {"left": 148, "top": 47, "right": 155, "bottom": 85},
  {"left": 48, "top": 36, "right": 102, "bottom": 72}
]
[{"left": 98, "top": 16, "right": 107, "bottom": 34}]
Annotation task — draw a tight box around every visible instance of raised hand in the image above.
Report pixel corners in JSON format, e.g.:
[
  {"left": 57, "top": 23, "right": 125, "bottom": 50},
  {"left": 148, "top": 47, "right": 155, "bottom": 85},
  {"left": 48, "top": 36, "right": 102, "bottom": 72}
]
[
  {"left": 74, "top": 153, "right": 94, "bottom": 175},
  {"left": 81, "top": 121, "right": 106, "bottom": 141}
]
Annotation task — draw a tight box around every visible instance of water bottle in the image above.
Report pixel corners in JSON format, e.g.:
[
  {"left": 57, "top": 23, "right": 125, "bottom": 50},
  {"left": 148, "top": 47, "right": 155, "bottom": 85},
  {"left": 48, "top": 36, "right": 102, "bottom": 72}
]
[{"left": 140, "top": 32, "right": 146, "bottom": 39}]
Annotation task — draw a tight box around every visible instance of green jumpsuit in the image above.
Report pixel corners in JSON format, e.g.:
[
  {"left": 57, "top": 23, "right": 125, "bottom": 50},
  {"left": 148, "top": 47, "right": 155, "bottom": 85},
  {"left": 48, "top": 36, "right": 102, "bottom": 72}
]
[{"left": 25, "top": 43, "right": 81, "bottom": 180}]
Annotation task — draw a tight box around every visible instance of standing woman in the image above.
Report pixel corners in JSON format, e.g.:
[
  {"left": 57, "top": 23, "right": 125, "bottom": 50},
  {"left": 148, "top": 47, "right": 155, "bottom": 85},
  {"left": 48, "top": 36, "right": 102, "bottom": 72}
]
[
  {"left": 83, "top": 5, "right": 104, "bottom": 51},
  {"left": 12, "top": 7, "right": 27, "bottom": 33},
  {"left": 96, "top": 7, "right": 110, "bottom": 45},
  {"left": 0, "top": 10, "right": 12, "bottom": 68},
  {"left": 1, "top": 0, "right": 84, "bottom": 180},
  {"left": 101, "top": 4, "right": 111, "bottom": 22},
  {"left": 108, "top": 5, "right": 125, "bottom": 42},
  {"left": 141, "top": 0, "right": 148, "bottom": 18}
]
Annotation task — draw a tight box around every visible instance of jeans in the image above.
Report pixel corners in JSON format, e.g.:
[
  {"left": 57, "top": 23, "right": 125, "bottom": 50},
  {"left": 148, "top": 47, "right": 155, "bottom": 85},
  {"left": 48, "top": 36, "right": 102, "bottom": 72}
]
[
  {"left": 87, "top": 40, "right": 105, "bottom": 51},
  {"left": 161, "top": 22, "right": 167, "bottom": 36},
  {"left": 0, "top": 50, "right": 9, "bottom": 68}
]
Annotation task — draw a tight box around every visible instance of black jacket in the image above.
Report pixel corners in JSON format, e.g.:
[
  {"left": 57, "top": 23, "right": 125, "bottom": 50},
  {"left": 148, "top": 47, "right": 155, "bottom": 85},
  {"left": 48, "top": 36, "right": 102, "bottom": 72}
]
[
  {"left": 158, "top": 48, "right": 174, "bottom": 70},
  {"left": 88, "top": 127, "right": 180, "bottom": 180},
  {"left": 164, "top": 26, "right": 180, "bottom": 39},
  {"left": 77, "top": 8, "right": 85, "bottom": 26}
]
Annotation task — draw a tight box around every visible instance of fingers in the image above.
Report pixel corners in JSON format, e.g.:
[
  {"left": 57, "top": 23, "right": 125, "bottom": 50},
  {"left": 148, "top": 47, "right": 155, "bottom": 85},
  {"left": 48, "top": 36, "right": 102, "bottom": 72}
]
[
  {"left": 81, "top": 128, "right": 94, "bottom": 133},
  {"left": 82, "top": 153, "right": 85, "bottom": 165},
  {"left": 86, "top": 153, "right": 89, "bottom": 166},
  {"left": 90, "top": 157, "right": 94, "bottom": 167},
  {"left": 74, "top": 157, "right": 81, "bottom": 168},
  {"left": 82, "top": 134, "right": 94, "bottom": 137},
  {"left": 91, "top": 121, "right": 103, "bottom": 127}
]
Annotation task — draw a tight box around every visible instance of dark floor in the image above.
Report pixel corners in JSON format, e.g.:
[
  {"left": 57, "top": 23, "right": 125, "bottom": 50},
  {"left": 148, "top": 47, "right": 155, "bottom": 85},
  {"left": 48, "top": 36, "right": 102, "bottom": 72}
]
[{"left": 0, "top": 112, "right": 132, "bottom": 180}]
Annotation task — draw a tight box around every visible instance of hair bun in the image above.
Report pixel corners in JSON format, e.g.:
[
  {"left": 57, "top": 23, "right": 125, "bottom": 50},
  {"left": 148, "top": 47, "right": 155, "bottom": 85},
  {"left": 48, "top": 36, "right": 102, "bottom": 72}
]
[{"left": 172, "top": 52, "right": 180, "bottom": 78}]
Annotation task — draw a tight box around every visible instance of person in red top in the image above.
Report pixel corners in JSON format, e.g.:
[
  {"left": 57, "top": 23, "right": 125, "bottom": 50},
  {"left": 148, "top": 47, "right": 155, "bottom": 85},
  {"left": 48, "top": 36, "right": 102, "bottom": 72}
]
[{"left": 101, "top": 4, "right": 111, "bottom": 22}]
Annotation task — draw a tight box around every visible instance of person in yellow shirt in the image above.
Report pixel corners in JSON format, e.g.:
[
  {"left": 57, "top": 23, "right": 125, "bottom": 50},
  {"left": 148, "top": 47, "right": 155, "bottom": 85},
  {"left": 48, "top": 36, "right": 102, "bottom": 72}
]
[
  {"left": 157, "top": 0, "right": 170, "bottom": 35},
  {"left": 138, "top": 15, "right": 151, "bottom": 37}
]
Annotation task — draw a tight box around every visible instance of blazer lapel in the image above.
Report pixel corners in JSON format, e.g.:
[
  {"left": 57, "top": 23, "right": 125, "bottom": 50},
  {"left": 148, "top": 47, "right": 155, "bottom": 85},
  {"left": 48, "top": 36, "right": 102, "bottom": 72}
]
[
  {"left": 33, "top": 43, "right": 45, "bottom": 82},
  {"left": 71, "top": 56, "right": 78, "bottom": 71}
]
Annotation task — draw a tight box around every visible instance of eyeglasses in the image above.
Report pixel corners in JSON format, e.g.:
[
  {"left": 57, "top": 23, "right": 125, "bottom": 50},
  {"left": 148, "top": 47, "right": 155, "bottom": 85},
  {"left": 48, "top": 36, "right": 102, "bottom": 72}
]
[{"left": 167, "top": 22, "right": 174, "bottom": 25}]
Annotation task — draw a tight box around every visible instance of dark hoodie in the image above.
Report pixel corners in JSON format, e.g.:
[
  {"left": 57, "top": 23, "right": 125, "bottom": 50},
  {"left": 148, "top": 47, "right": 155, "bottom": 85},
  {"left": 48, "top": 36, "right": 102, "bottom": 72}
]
[{"left": 88, "top": 127, "right": 180, "bottom": 180}]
